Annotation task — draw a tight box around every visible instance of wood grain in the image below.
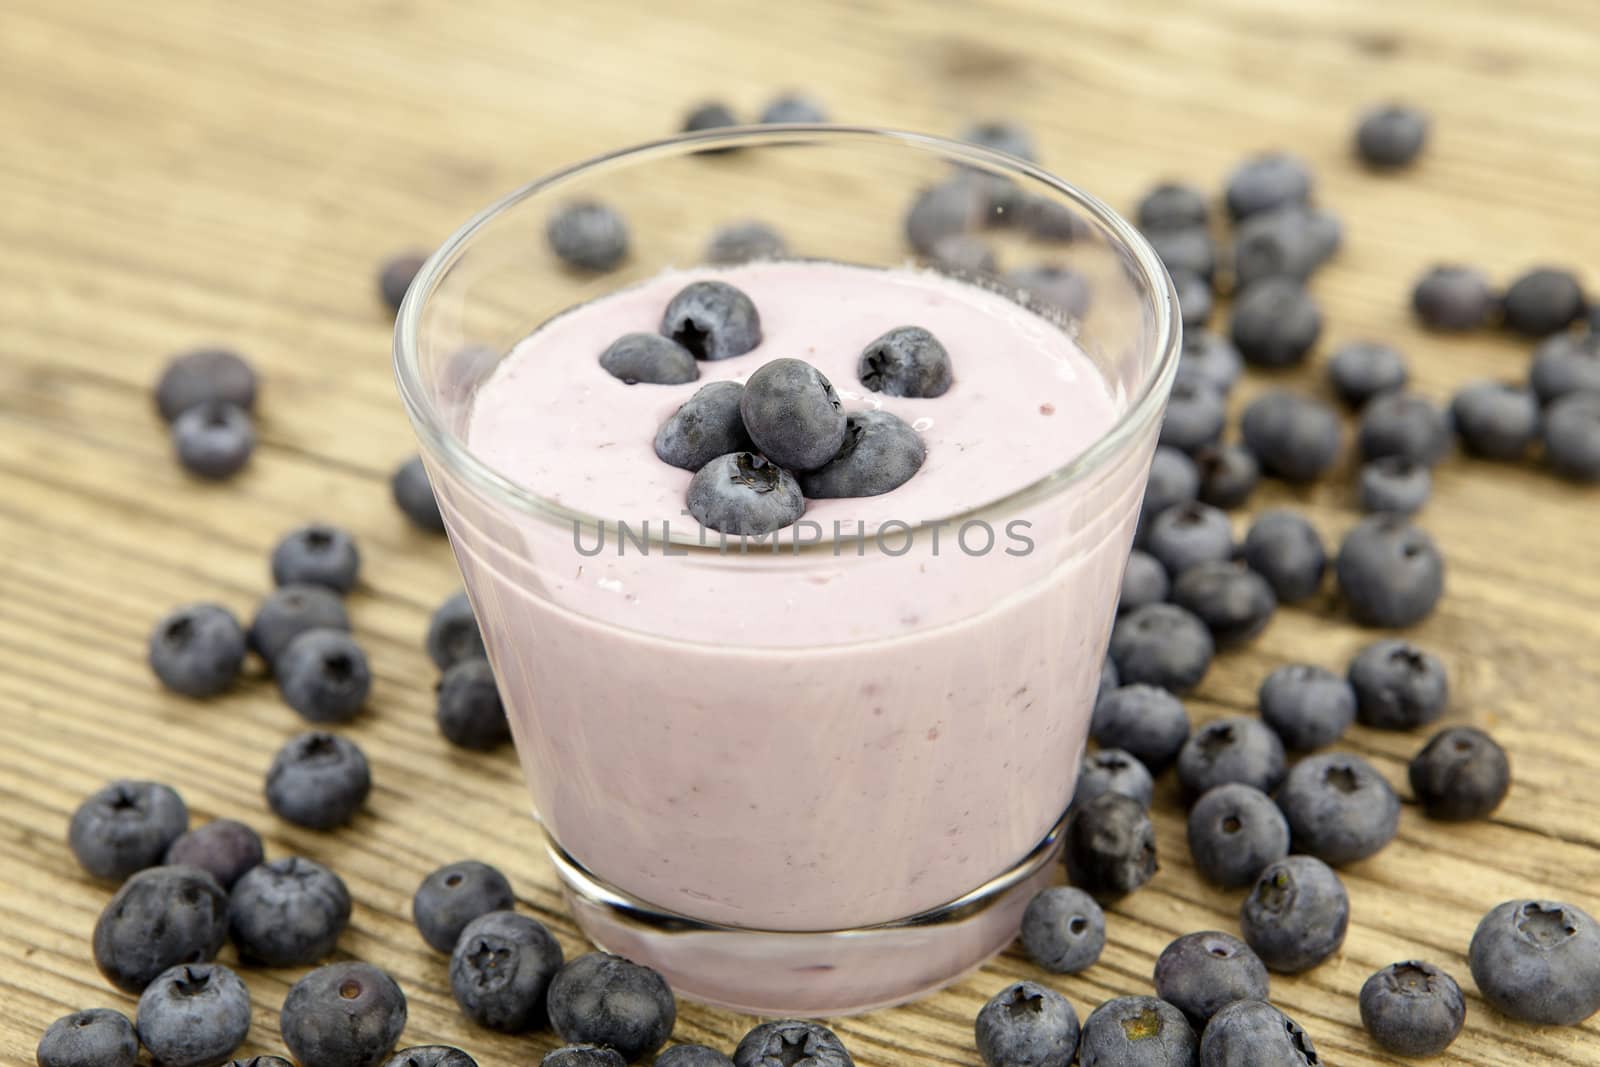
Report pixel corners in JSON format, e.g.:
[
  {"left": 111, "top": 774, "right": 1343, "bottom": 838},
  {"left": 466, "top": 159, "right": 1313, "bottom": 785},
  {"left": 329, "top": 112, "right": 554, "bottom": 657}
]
[{"left": 2, "top": 0, "right": 1599, "bottom": 1063}]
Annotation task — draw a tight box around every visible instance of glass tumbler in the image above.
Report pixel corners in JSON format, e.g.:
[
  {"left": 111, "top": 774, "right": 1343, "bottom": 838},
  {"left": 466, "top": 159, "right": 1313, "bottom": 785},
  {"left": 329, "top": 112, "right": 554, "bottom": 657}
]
[{"left": 394, "top": 126, "right": 1179, "bottom": 1016}]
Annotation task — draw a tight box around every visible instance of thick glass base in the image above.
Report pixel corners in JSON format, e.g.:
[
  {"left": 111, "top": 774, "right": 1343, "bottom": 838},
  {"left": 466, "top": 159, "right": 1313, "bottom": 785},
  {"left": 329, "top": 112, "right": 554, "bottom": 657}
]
[{"left": 545, "top": 811, "right": 1066, "bottom": 1017}]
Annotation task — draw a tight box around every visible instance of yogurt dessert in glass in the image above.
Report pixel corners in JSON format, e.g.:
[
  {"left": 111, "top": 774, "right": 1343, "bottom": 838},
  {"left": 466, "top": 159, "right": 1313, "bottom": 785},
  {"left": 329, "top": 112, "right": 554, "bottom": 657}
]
[{"left": 395, "top": 127, "right": 1180, "bottom": 1016}]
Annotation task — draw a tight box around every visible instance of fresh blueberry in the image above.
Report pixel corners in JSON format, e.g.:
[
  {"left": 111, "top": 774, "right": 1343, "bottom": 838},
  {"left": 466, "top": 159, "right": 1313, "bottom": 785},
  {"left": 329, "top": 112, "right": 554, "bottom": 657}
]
[
  {"left": 1411, "top": 264, "right": 1497, "bottom": 331},
  {"left": 1074, "top": 749, "right": 1155, "bottom": 811},
  {"left": 548, "top": 952, "right": 676, "bottom": 1062},
  {"left": 1354, "top": 104, "right": 1430, "bottom": 168},
  {"left": 1176, "top": 333, "right": 1244, "bottom": 395},
  {"left": 137, "top": 963, "right": 251, "bottom": 1067},
  {"left": 386, "top": 1048, "right": 479, "bottom": 1067},
  {"left": 662, "top": 281, "right": 763, "bottom": 361},
  {"left": 172, "top": 401, "right": 256, "bottom": 480},
  {"left": 437, "top": 658, "right": 511, "bottom": 750},
  {"left": 705, "top": 221, "right": 788, "bottom": 265},
  {"left": 959, "top": 119, "right": 1038, "bottom": 162},
  {"left": 1468, "top": 899, "right": 1600, "bottom": 1026},
  {"left": 733, "top": 1021, "right": 853, "bottom": 1067},
  {"left": 1173, "top": 270, "right": 1214, "bottom": 330},
  {"left": 1187, "top": 784, "right": 1290, "bottom": 889},
  {"left": 797, "top": 410, "right": 925, "bottom": 498},
  {"left": 281, "top": 962, "right": 408, "bottom": 1067},
  {"left": 265, "top": 731, "right": 371, "bottom": 831},
  {"left": 155, "top": 347, "right": 258, "bottom": 422},
  {"left": 1109, "top": 604, "right": 1214, "bottom": 694},
  {"left": 1152, "top": 932, "right": 1269, "bottom": 1031},
  {"left": 391, "top": 456, "right": 445, "bottom": 532},
  {"left": 546, "top": 1048, "right": 627, "bottom": 1067},
  {"left": 600, "top": 334, "right": 699, "bottom": 386},
  {"left": 740, "top": 358, "right": 846, "bottom": 470},
  {"left": 276, "top": 628, "right": 370, "bottom": 723},
  {"left": 1136, "top": 182, "right": 1209, "bottom": 231},
  {"left": 1239, "top": 855, "right": 1349, "bottom": 973},
  {"left": 929, "top": 233, "right": 998, "bottom": 274},
  {"left": 1017, "top": 196, "right": 1087, "bottom": 242},
  {"left": 1007, "top": 265, "right": 1094, "bottom": 320},
  {"left": 1194, "top": 445, "right": 1259, "bottom": 511},
  {"left": 1020, "top": 885, "right": 1105, "bottom": 974},
  {"left": 1232, "top": 207, "right": 1341, "bottom": 286},
  {"left": 1358, "top": 391, "right": 1451, "bottom": 466},
  {"left": 687, "top": 453, "right": 805, "bottom": 536},
  {"left": 1409, "top": 726, "right": 1511, "bottom": 821},
  {"left": 856, "top": 326, "right": 953, "bottom": 399},
  {"left": 229, "top": 856, "right": 350, "bottom": 966},
  {"left": 1223, "top": 152, "right": 1312, "bottom": 220},
  {"left": 1230, "top": 279, "right": 1322, "bottom": 368},
  {"left": 1502, "top": 266, "right": 1586, "bottom": 336},
  {"left": 1170, "top": 561, "right": 1276, "bottom": 648},
  {"left": 1177, "top": 718, "right": 1286, "bottom": 799},
  {"left": 759, "top": 92, "right": 827, "bottom": 123},
  {"left": 1065, "top": 793, "right": 1158, "bottom": 902},
  {"left": 1241, "top": 510, "right": 1325, "bottom": 603},
  {"left": 1348, "top": 638, "right": 1448, "bottom": 730},
  {"left": 250, "top": 584, "right": 350, "bottom": 667},
  {"left": 904, "top": 181, "right": 983, "bottom": 256},
  {"left": 1276, "top": 753, "right": 1400, "bottom": 865},
  {"left": 975, "top": 981, "right": 1078, "bottom": 1067},
  {"left": 165, "top": 819, "right": 263, "bottom": 890},
  {"left": 1326, "top": 340, "right": 1408, "bottom": 409},
  {"left": 547, "top": 202, "right": 629, "bottom": 272},
  {"left": 682, "top": 101, "right": 738, "bottom": 134},
  {"left": 35, "top": 1008, "right": 138, "bottom": 1067},
  {"left": 1138, "top": 447, "right": 1200, "bottom": 543},
  {"left": 1119, "top": 550, "right": 1170, "bottom": 614},
  {"left": 271, "top": 524, "right": 360, "bottom": 594},
  {"left": 450, "top": 910, "right": 564, "bottom": 1032},
  {"left": 1359, "top": 961, "right": 1463, "bottom": 1055},
  {"left": 1077, "top": 996, "right": 1197, "bottom": 1067},
  {"left": 426, "top": 591, "right": 485, "bottom": 671},
  {"left": 1450, "top": 381, "right": 1540, "bottom": 459},
  {"left": 1257, "top": 665, "right": 1354, "bottom": 751},
  {"left": 93, "top": 865, "right": 228, "bottom": 993},
  {"left": 655, "top": 1047, "right": 734, "bottom": 1067},
  {"left": 654, "top": 381, "right": 754, "bottom": 472},
  {"left": 1092, "top": 685, "right": 1191, "bottom": 773},
  {"left": 1145, "top": 502, "right": 1233, "bottom": 577},
  {"left": 148, "top": 603, "right": 246, "bottom": 698},
  {"left": 1240, "top": 391, "right": 1341, "bottom": 483},
  {"left": 1159, "top": 379, "right": 1226, "bottom": 454},
  {"left": 1334, "top": 515, "right": 1444, "bottom": 627},
  {"left": 1145, "top": 227, "right": 1217, "bottom": 284},
  {"left": 1544, "top": 392, "right": 1600, "bottom": 482},
  {"left": 1358, "top": 456, "right": 1431, "bottom": 515},
  {"left": 414, "top": 860, "right": 516, "bottom": 953},
  {"left": 1198, "top": 1000, "right": 1317, "bottom": 1066},
  {"left": 379, "top": 251, "right": 427, "bottom": 312},
  {"left": 70, "top": 780, "right": 189, "bottom": 882}
]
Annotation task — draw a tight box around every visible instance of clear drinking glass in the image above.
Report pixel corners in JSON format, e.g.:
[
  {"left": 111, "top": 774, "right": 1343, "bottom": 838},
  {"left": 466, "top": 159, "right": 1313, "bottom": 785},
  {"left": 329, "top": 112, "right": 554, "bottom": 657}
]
[{"left": 395, "top": 126, "right": 1179, "bottom": 1016}]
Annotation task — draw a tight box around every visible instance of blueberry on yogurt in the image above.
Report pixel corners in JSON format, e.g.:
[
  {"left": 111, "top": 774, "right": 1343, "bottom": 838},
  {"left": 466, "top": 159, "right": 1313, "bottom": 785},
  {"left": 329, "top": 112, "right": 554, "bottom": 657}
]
[
  {"left": 687, "top": 453, "right": 805, "bottom": 536},
  {"left": 661, "top": 280, "right": 762, "bottom": 361},
  {"left": 857, "top": 326, "right": 953, "bottom": 398},
  {"left": 654, "top": 381, "right": 755, "bottom": 473},
  {"left": 599, "top": 334, "right": 699, "bottom": 386},
  {"left": 796, "top": 411, "right": 925, "bottom": 498},
  {"left": 740, "top": 358, "right": 847, "bottom": 471}
]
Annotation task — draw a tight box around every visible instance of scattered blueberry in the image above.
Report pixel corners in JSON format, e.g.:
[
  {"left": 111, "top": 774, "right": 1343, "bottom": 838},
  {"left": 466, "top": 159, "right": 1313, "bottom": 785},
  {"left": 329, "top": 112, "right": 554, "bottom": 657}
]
[
  {"left": 1359, "top": 961, "right": 1464, "bottom": 1056},
  {"left": 1173, "top": 270, "right": 1214, "bottom": 330},
  {"left": 653, "top": 381, "right": 756, "bottom": 472},
  {"left": 1159, "top": 379, "right": 1226, "bottom": 454},
  {"left": 1176, "top": 333, "right": 1244, "bottom": 395},
  {"left": 70, "top": 779, "right": 189, "bottom": 882},
  {"left": 733, "top": 1021, "right": 854, "bottom": 1067},
  {"left": 1109, "top": 604, "right": 1215, "bottom": 694},
  {"left": 436, "top": 658, "right": 511, "bottom": 750},
  {"left": 548, "top": 952, "right": 676, "bottom": 1061},
  {"left": 172, "top": 401, "right": 256, "bottom": 480},
  {"left": 662, "top": 280, "right": 763, "bottom": 362},
  {"left": 1230, "top": 279, "right": 1322, "bottom": 368},
  {"left": 1145, "top": 502, "right": 1233, "bottom": 577},
  {"left": 1077, "top": 996, "right": 1197, "bottom": 1067},
  {"left": 1239, "top": 391, "right": 1341, "bottom": 483},
  {"left": 1409, "top": 726, "right": 1511, "bottom": 821},
  {"left": 1177, "top": 717, "right": 1286, "bottom": 799},
  {"left": 1197, "top": 1000, "right": 1317, "bottom": 1066},
  {"left": 655, "top": 1046, "right": 734, "bottom": 1067},
  {"left": 1145, "top": 227, "right": 1217, "bottom": 284},
  {"left": 1334, "top": 515, "right": 1444, "bottom": 627},
  {"left": 1544, "top": 392, "right": 1600, "bottom": 481},
  {"left": 229, "top": 856, "right": 351, "bottom": 967},
  {"left": 682, "top": 101, "right": 738, "bottom": 134},
  {"left": 1007, "top": 264, "right": 1094, "bottom": 320},
  {"left": 1241, "top": 510, "right": 1325, "bottom": 603},
  {"left": 904, "top": 181, "right": 983, "bottom": 256},
  {"left": 1468, "top": 899, "right": 1600, "bottom": 1026},
  {"left": 35, "top": 1008, "right": 138, "bottom": 1067},
  {"left": 759, "top": 92, "right": 827, "bottom": 123},
  {"left": 705, "top": 221, "right": 788, "bottom": 265},
  {"left": 687, "top": 452, "right": 806, "bottom": 536},
  {"left": 450, "top": 910, "right": 565, "bottom": 1032},
  {"left": 1276, "top": 753, "right": 1400, "bottom": 865},
  {"left": 1065, "top": 792, "right": 1158, "bottom": 901},
  {"left": 148, "top": 603, "right": 246, "bottom": 698},
  {"left": 155, "top": 347, "right": 258, "bottom": 422},
  {"left": 974, "top": 981, "right": 1079, "bottom": 1067},
  {"left": 1257, "top": 664, "right": 1355, "bottom": 751},
  {"left": 1224, "top": 153, "right": 1312, "bottom": 220},
  {"left": 1358, "top": 391, "right": 1451, "bottom": 466},
  {"left": 1119, "top": 549, "right": 1170, "bottom": 614},
  {"left": 137, "top": 963, "right": 251, "bottom": 1067},
  {"left": 797, "top": 410, "right": 925, "bottom": 498},
  {"left": 600, "top": 334, "right": 699, "bottom": 386},
  {"left": 1450, "top": 381, "right": 1540, "bottom": 459},
  {"left": 1354, "top": 104, "right": 1430, "bottom": 168},
  {"left": 165, "top": 819, "right": 263, "bottom": 890},
  {"left": 1194, "top": 444, "right": 1259, "bottom": 510},
  {"left": 276, "top": 628, "right": 370, "bottom": 723},
  {"left": 1411, "top": 264, "right": 1497, "bottom": 331},
  {"left": 1136, "top": 182, "right": 1209, "bottom": 231},
  {"left": 1348, "top": 638, "right": 1448, "bottom": 730},
  {"left": 548, "top": 202, "right": 629, "bottom": 272},
  {"left": 1139, "top": 447, "right": 1201, "bottom": 542},
  {"left": 281, "top": 962, "right": 408, "bottom": 1067},
  {"left": 387, "top": 1048, "right": 479, "bottom": 1067},
  {"left": 379, "top": 251, "right": 427, "bottom": 312},
  {"left": 426, "top": 591, "right": 485, "bottom": 671},
  {"left": 93, "top": 865, "right": 228, "bottom": 993},
  {"left": 1187, "top": 783, "right": 1290, "bottom": 888},
  {"left": 250, "top": 584, "right": 350, "bottom": 666},
  {"left": 414, "top": 859, "right": 516, "bottom": 954},
  {"left": 1358, "top": 456, "right": 1432, "bottom": 515},
  {"left": 1017, "top": 196, "right": 1086, "bottom": 242},
  {"left": 1170, "top": 561, "right": 1276, "bottom": 648},
  {"left": 1239, "top": 855, "right": 1349, "bottom": 973},
  {"left": 959, "top": 119, "right": 1038, "bottom": 162},
  {"left": 929, "top": 233, "right": 998, "bottom": 274},
  {"left": 1020, "top": 885, "right": 1105, "bottom": 974},
  {"left": 1326, "top": 340, "right": 1408, "bottom": 409},
  {"left": 271, "top": 524, "right": 361, "bottom": 594},
  {"left": 1232, "top": 206, "right": 1341, "bottom": 286},
  {"left": 1152, "top": 931, "right": 1269, "bottom": 1031},
  {"left": 1074, "top": 749, "right": 1156, "bottom": 811},
  {"left": 546, "top": 1047, "right": 627, "bottom": 1067},
  {"left": 857, "top": 325, "right": 953, "bottom": 399},
  {"left": 1092, "top": 685, "right": 1191, "bottom": 773},
  {"left": 1502, "top": 267, "right": 1586, "bottom": 337},
  {"left": 265, "top": 731, "right": 371, "bottom": 831},
  {"left": 391, "top": 455, "right": 445, "bottom": 532}
]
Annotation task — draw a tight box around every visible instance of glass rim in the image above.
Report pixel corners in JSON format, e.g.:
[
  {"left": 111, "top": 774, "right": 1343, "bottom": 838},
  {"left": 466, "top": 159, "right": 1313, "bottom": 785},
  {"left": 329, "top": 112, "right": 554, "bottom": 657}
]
[{"left": 393, "top": 124, "right": 1182, "bottom": 548}]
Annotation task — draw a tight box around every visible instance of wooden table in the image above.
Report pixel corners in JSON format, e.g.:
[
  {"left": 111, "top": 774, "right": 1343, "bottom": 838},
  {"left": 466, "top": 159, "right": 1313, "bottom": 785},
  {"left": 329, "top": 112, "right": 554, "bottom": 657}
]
[{"left": 3, "top": 0, "right": 1598, "bottom": 1063}]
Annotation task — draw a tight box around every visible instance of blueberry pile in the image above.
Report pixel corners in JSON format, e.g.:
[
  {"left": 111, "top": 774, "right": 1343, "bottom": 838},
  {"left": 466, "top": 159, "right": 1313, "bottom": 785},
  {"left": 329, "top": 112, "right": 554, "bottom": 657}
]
[{"left": 155, "top": 348, "right": 260, "bottom": 481}]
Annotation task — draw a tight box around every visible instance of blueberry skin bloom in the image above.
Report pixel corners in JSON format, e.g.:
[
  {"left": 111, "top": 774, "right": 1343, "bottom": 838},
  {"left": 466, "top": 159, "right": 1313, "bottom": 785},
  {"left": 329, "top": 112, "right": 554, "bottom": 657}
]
[
  {"left": 1198, "top": 1000, "right": 1317, "bottom": 1066},
  {"left": 1091, "top": 685, "right": 1191, "bottom": 774},
  {"left": 739, "top": 358, "right": 847, "bottom": 472},
  {"left": 1469, "top": 899, "right": 1600, "bottom": 1026},
  {"left": 413, "top": 860, "right": 517, "bottom": 954},
  {"left": 1276, "top": 752, "right": 1400, "bottom": 866},
  {"left": 547, "top": 952, "right": 677, "bottom": 1062},
  {"left": 1152, "top": 931, "right": 1269, "bottom": 1031},
  {"left": 1239, "top": 855, "right": 1350, "bottom": 974},
  {"left": 450, "top": 911, "right": 565, "bottom": 1033},
  {"left": 1408, "top": 726, "right": 1511, "bottom": 821},
  {"left": 93, "top": 865, "right": 229, "bottom": 993},
  {"left": 228, "top": 856, "right": 351, "bottom": 967},
  {"left": 686, "top": 453, "right": 805, "bottom": 537},
  {"left": 974, "top": 981, "right": 1079, "bottom": 1067},
  {"left": 1077, "top": 996, "right": 1197, "bottom": 1067},
  {"left": 1257, "top": 664, "right": 1356, "bottom": 751},
  {"left": 1358, "top": 960, "right": 1464, "bottom": 1056},
  {"left": 281, "top": 962, "right": 408, "bottom": 1067},
  {"left": 1109, "top": 604, "right": 1214, "bottom": 695},
  {"left": 1064, "top": 793, "right": 1158, "bottom": 902},
  {"left": 1186, "top": 783, "right": 1290, "bottom": 889},
  {"left": 69, "top": 779, "right": 189, "bottom": 881},
  {"left": 1335, "top": 516, "right": 1444, "bottom": 628},
  {"left": 1176, "top": 718, "right": 1286, "bottom": 800},
  {"left": 661, "top": 280, "right": 762, "bottom": 361},
  {"left": 35, "top": 1008, "right": 139, "bottom": 1067},
  {"left": 1019, "top": 886, "right": 1106, "bottom": 974},
  {"left": 148, "top": 603, "right": 247, "bottom": 698},
  {"left": 136, "top": 963, "right": 252, "bottom": 1067},
  {"left": 733, "top": 1020, "right": 854, "bottom": 1067}
]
